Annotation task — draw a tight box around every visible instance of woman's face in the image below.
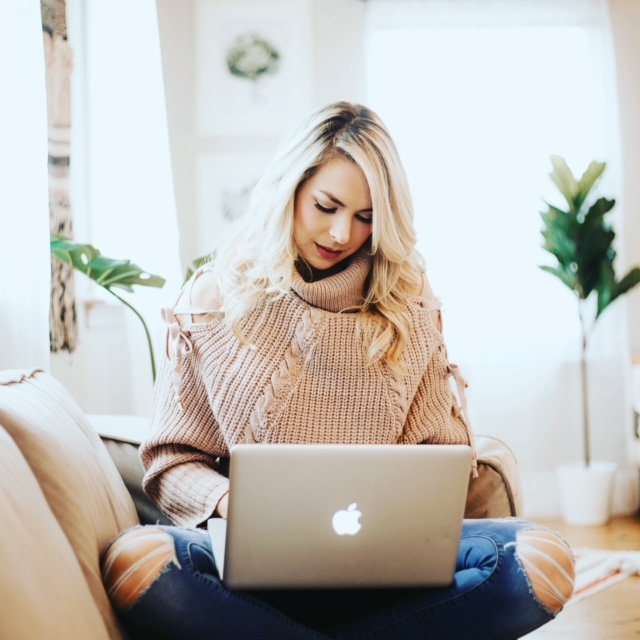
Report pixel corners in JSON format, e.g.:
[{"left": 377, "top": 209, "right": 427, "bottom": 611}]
[{"left": 293, "top": 155, "right": 373, "bottom": 273}]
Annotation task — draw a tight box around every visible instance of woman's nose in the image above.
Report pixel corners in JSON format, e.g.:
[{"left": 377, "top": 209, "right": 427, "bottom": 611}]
[{"left": 329, "top": 214, "right": 351, "bottom": 245}]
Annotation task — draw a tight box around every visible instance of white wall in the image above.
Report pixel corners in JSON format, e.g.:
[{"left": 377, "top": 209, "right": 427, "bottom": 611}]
[
  {"left": 610, "top": 0, "right": 640, "bottom": 358},
  {"left": 157, "top": 0, "right": 366, "bottom": 272}
]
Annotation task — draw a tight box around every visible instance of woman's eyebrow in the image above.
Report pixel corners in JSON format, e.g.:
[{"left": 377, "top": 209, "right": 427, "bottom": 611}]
[
  {"left": 318, "top": 190, "right": 345, "bottom": 207},
  {"left": 318, "top": 190, "right": 373, "bottom": 212}
]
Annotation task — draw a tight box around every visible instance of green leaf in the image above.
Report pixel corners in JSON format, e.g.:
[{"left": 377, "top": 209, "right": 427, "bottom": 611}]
[
  {"left": 581, "top": 197, "right": 615, "bottom": 233},
  {"left": 50, "top": 238, "right": 99, "bottom": 270},
  {"left": 595, "top": 260, "right": 615, "bottom": 317},
  {"left": 539, "top": 264, "right": 577, "bottom": 291},
  {"left": 51, "top": 236, "right": 166, "bottom": 292},
  {"left": 600, "top": 266, "right": 640, "bottom": 318},
  {"left": 574, "top": 160, "right": 606, "bottom": 212},
  {"left": 613, "top": 267, "right": 640, "bottom": 298},
  {"left": 549, "top": 155, "right": 579, "bottom": 212},
  {"left": 540, "top": 207, "right": 577, "bottom": 267},
  {"left": 541, "top": 230, "right": 576, "bottom": 268},
  {"left": 541, "top": 203, "right": 576, "bottom": 232},
  {"left": 50, "top": 235, "right": 167, "bottom": 383},
  {"left": 575, "top": 228, "right": 615, "bottom": 299},
  {"left": 542, "top": 202, "right": 572, "bottom": 218}
]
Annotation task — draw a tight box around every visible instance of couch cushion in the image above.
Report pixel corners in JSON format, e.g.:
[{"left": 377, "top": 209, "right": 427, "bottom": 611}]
[
  {"left": 0, "top": 426, "right": 111, "bottom": 640},
  {"left": 0, "top": 369, "right": 138, "bottom": 640}
]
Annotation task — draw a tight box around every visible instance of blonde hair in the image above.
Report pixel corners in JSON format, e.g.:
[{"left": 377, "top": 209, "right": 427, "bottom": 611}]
[{"left": 210, "top": 101, "right": 425, "bottom": 366}]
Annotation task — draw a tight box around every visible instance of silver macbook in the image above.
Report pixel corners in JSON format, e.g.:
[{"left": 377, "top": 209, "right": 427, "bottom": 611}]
[{"left": 207, "top": 443, "right": 472, "bottom": 590}]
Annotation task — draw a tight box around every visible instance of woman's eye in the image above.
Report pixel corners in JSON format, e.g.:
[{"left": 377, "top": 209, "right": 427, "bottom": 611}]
[
  {"left": 356, "top": 214, "right": 373, "bottom": 225},
  {"left": 315, "top": 202, "right": 337, "bottom": 214}
]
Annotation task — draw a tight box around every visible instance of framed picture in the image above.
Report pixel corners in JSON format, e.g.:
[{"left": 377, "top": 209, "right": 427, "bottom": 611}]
[
  {"left": 196, "top": 0, "right": 313, "bottom": 137},
  {"left": 195, "top": 151, "right": 272, "bottom": 255}
]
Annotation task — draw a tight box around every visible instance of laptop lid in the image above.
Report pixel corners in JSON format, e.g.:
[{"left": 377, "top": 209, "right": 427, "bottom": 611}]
[{"left": 208, "top": 443, "right": 472, "bottom": 590}]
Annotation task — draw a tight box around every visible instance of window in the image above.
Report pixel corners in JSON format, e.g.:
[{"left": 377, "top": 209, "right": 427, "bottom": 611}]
[{"left": 365, "top": 0, "right": 631, "bottom": 516}]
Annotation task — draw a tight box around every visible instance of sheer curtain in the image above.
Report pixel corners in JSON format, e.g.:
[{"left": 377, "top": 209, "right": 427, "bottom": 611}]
[
  {"left": 52, "top": 0, "right": 183, "bottom": 416},
  {"left": 81, "top": 0, "right": 183, "bottom": 416},
  {"left": 366, "top": 0, "right": 637, "bottom": 517},
  {"left": 0, "top": 1, "right": 50, "bottom": 371}
]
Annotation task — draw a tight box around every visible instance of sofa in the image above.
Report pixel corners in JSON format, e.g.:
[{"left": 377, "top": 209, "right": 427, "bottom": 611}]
[{"left": 0, "top": 368, "right": 523, "bottom": 640}]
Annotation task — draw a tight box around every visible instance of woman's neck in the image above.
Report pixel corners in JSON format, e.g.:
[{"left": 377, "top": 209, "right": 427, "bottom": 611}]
[{"left": 295, "top": 256, "right": 351, "bottom": 283}]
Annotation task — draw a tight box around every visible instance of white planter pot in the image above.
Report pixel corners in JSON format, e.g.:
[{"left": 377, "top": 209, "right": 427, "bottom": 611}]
[{"left": 556, "top": 461, "right": 617, "bottom": 526}]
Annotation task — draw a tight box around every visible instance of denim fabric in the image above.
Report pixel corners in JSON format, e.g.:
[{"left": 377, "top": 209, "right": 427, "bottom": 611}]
[{"left": 116, "top": 519, "right": 557, "bottom": 640}]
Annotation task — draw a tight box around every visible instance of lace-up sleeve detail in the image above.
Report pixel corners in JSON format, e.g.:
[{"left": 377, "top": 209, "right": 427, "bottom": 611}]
[
  {"left": 141, "top": 349, "right": 229, "bottom": 527},
  {"left": 404, "top": 273, "right": 476, "bottom": 469},
  {"left": 447, "top": 362, "right": 478, "bottom": 477},
  {"left": 161, "top": 306, "right": 193, "bottom": 405},
  {"left": 161, "top": 266, "right": 221, "bottom": 406},
  {"left": 139, "top": 266, "right": 230, "bottom": 527},
  {"left": 402, "top": 341, "right": 478, "bottom": 478}
]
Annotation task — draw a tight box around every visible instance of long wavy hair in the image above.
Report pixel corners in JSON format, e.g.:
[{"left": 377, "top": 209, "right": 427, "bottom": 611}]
[{"left": 209, "top": 101, "right": 425, "bottom": 366}]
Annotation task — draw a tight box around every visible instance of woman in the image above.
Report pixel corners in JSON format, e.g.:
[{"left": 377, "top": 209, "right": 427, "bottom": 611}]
[{"left": 101, "top": 102, "right": 575, "bottom": 639}]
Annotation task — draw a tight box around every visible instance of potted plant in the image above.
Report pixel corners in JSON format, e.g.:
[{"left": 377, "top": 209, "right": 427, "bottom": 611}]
[
  {"left": 50, "top": 236, "right": 166, "bottom": 382},
  {"left": 539, "top": 155, "right": 640, "bottom": 525}
]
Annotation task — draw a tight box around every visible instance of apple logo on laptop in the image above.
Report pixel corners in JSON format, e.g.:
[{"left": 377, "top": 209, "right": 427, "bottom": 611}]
[{"left": 332, "top": 503, "right": 362, "bottom": 535}]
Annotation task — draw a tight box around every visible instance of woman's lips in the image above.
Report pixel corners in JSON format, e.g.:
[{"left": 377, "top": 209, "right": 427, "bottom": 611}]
[{"left": 315, "top": 243, "right": 343, "bottom": 260}]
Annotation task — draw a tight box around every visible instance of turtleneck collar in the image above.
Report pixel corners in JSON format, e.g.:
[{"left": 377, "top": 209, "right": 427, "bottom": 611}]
[{"left": 290, "top": 249, "right": 373, "bottom": 313}]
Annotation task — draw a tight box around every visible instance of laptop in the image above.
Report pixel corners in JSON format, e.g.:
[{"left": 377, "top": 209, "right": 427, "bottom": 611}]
[{"left": 207, "top": 443, "right": 472, "bottom": 590}]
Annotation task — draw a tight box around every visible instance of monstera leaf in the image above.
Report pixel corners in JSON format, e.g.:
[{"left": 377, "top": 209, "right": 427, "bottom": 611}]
[
  {"left": 50, "top": 236, "right": 165, "bottom": 292},
  {"left": 50, "top": 235, "right": 166, "bottom": 381}
]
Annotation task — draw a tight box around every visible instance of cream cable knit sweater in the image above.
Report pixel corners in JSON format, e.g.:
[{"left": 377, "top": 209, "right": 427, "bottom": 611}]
[{"left": 141, "top": 250, "right": 473, "bottom": 528}]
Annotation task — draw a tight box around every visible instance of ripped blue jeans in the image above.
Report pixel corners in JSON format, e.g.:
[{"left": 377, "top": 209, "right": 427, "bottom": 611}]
[{"left": 105, "top": 519, "right": 573, "bottom": 640}]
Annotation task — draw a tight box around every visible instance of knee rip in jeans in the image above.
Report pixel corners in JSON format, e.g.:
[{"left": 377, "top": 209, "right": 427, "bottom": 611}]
[
  {"left": 506, "top": 529, "right": 576, "bottom": 612},
  {"left": 101, "top": 527, "right": 179, "bottom": 610}
]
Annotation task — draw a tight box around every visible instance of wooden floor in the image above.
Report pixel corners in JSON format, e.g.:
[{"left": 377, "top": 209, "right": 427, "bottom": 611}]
[{"left": 523, "top": 515, "right": 640, "bottom": 639}]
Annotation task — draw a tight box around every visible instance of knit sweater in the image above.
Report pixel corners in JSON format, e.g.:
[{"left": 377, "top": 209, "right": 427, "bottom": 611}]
[{"left": 141, "top": 250, "right": 473, "bottom": 528}]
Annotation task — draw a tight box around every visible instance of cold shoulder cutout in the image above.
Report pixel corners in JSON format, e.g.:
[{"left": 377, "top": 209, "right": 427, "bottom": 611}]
[
  {"left": 161, "top": 266, "right": 223, "bottom": 399},
  {"left": 174, "top": 267, "right": 222, "bottom": 326}
]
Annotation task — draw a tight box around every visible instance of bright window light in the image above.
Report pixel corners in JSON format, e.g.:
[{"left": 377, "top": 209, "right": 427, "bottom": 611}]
[
  {"left": 367, "top": 25, "right": 612, "bottom": 361},
  {"left": 365, "top": 12, "right": 627, "bottom": 477}
]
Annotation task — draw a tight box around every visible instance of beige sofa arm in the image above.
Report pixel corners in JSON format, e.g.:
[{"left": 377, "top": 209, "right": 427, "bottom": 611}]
[
  {"left": 88, "top": 415, "right": 173, "bottom": 526},
  {"left": 465, "top": 434, "right": 524, "bottom": 519},
  {"left": 0, "top": 368, "right": 139, "bottom": 640}
]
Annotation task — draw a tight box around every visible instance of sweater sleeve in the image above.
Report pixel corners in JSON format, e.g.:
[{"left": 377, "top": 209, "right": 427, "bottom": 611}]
[
  {"left": 140, "top": 343, "right": 230, "bottom": 528},
  {"left": 400, "top": 341, "right": 472, "bottom": 449}
]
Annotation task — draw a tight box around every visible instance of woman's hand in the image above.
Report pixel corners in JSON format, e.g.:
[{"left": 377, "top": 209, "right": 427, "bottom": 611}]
[{"left": 216, "top": 492, "right": 229, "bottom": 519}]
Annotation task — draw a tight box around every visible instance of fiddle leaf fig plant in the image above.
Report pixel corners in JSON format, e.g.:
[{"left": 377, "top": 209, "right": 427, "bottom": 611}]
[
  {"left": 50, "top": 235, "right": 166, "bottom": 382},
  {"left": 539, "top": 155, "right": 640, "bottom": 466}
]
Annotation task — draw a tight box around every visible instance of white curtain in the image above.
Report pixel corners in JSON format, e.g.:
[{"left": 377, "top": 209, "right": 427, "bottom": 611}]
[
  {"left": 0, "top": 0, "right": 51, "bottom": 371},
  {"left": 366, "top": 0, "right": 637, "bottom": 517},
  {"left": 52, "top": 0, "right": 183, "bottom": 417}
]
